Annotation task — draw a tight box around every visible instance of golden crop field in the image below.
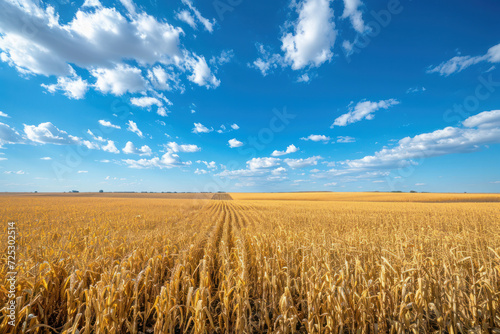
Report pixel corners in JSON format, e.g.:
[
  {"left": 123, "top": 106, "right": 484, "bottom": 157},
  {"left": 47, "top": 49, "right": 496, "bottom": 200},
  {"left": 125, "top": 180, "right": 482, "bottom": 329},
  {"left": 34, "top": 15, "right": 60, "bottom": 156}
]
[{"left": 1, "top": 193, "right": 500, "bottom": 334}]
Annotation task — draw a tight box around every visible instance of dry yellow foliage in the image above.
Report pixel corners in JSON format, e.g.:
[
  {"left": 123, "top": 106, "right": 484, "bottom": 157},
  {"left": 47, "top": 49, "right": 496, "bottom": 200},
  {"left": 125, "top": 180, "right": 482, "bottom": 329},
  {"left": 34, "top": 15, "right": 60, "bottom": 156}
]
[{"left": 1, "top": 193, "right": 499, "bottom": 333}]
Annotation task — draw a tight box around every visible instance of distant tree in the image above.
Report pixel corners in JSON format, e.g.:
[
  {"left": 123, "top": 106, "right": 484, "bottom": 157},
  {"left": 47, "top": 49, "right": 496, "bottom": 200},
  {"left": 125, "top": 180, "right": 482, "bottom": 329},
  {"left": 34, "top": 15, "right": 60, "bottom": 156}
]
[
  {"left": 410, "top": 190, "right": 417, "bottom": 193},
  {"left": 99, "top": 190, "right": 104, "bottom": 193}
]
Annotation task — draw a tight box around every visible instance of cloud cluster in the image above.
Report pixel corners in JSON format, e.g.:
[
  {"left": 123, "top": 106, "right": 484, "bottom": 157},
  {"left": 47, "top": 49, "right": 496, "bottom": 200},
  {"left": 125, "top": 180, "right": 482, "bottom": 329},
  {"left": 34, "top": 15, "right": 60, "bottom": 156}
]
[
  {"left": 344, "top": 109, "right": 500, "bottom": 170},
  {"left": 0, "top": 0, "right": 221, "bottom": 102},
  {"left": 123, "top": 141, "right": 152, "bottom": 155}
]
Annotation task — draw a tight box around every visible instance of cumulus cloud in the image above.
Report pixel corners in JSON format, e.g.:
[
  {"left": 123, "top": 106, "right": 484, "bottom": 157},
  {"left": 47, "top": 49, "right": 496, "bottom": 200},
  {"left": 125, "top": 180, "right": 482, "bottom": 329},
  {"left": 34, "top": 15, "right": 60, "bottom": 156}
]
[
  {"left": 271, "top": 144, "right": 299, "bottom": 156},
  {"left": 92, "top": 64, "right": 147, "bottom": 96},
  {"left": 228, "top": 138, "right": 243, "bottom": 148},
  {"left": 41, "top": 75, "right": 88, "bottom": 99},
  {"left": 0, "top": 111, "right": 9, "bottom": 118},
  {"left": 130, "top": 96, "right": 163, "bottom": 108},
  {"left": 247, "top": 157, "right": 281, "bottom": 170},
  {"left": 123, "top": 151, "right": 185, "bottom": 169},
  {"left": 284, "top": 156, "right": 322, "bottom": 168},
  {"left": 186, "top": 55, "right": 220, "bottom": 88},
  {"left": 300, "top": 134, "right": 330, "bottom": 142},
  {"left": 344, "top": 109, "right": 500, "bottom": 170},
  {"left": 462, "top": 109, "right": 500, "bottom": 129},
  {"left": 122, "top": 141, "right": 152, "bottom": 155},
  {"left": 332, "top": 99, "right": 399, "bottom": 127},
  {"left": 166, "top": 141, "right": 201, "bottom": 153},
  {"left": 0, "top": 0, "right": 220, "bottom": 100},
  {"left": 192, "top": 122, "right": 213, "bottom": 134},
  {"left": 24, "top": 122, "right": 79, "bottom": 145},
  {"left": 102, "top": 140, "right": 119, "bottom": 154},
  {"left": 251, "top": 0, "right": 336, "bottom": 77},
  {"left": 427, "top": 43, "right": 500, "bottom": 76},
  {"left": 231, "top": 123, "right": 239, "bottom": 130},
  {"left": 127, "top": 120, "right": 143, "bottom": 138},
  {"left": 99, "top": 120, "right": 121, "bottom": 129},
  {"left": 40, "top": 157, "right": 52, "bottom": 160},
  {"left": 281, "top": 0, "right": 336, "bottom": 70},
  {"left": 341, "top": 0, "right": 366, "bottom": 33}
]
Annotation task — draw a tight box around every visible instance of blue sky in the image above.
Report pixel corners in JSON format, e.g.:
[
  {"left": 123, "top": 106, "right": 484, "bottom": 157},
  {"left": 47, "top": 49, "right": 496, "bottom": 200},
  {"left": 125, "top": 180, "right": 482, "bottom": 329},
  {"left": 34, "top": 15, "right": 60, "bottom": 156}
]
[{"left": 0, "top": 0, "right": 500, "bottom": 193}]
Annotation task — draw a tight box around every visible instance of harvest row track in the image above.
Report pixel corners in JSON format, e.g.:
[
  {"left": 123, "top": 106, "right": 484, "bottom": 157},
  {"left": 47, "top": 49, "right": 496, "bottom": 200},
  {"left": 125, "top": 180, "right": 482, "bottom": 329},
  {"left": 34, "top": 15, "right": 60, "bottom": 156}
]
[{"left": 155, "top": 199, "right": 268, "bottom": 333}]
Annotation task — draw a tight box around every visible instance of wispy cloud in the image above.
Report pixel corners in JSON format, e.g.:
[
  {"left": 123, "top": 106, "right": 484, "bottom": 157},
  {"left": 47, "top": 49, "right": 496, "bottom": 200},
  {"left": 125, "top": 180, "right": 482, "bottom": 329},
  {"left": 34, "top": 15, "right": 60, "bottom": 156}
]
[{"left": 331, "top": 99, "right": 399, "bottom": 127}]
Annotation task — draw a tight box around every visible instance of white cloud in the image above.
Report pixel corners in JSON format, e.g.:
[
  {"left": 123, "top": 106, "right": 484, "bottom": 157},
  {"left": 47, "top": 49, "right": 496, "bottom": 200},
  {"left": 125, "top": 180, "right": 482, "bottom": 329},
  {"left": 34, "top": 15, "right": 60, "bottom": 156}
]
[
  {"left": 130, "top": 96, "right": 163, "bottom": 108},
  {"left": 157, "top": 107, "right": 169, "bottom": 117},
  {"left": 337, "top": 136, "right": 356, "bottom": 143},
  {"left": 228, "top": 138, "right": 243, "bottom": 148},
  {"left": 341, "top": 0, "right": 365, "bottom": 33},
  {"left": 87, "top": 130, "right": 106, "bottom": 142},
  {"left": 462, "top": 109, "right": 500, "bottom": 129},
  {"left": 194, "top": 168, "right": 208, "bottom": 174},
  {"left": 345, "top": 110, "right": 500, "bottom": 170},
  {"left": 324, "top": 182, "right": 337, "bottom": 186},
  {"left": 197, "top": 160, "right": 217, "bottom": 169},
  {"left": 166, "top": 141, "right": 201, "bottom": 153},
  {"left": 0, "top": 111, "right": 10, "bottom": 118},
  {"left": 127, "top": 120, "right": 143, "bottom": 138},
  {"left": 24, "top": 122, "right": 79, "bottom": 145},
  {"left": 92, "top": 64, "right": 147, "bottom": 96},
  {"left": 41, "top": 75, "right": 88, "bottom": 99},
  {"left": 192, "top": 122, "right": 213, "bottom": 134},
  {"left": 250, "top": 44, "right": 285, "bottom": 76},
  {"left": 301, "top": 134, "right": 330, "bottom": 142},
  {"left": 332, "top": 99, "right": 399, "bottom": 127},
  {"left": 180, "top": 0, "right": 216, "bottom": 33},
  {"left": 428, "top": 43, "right": 500, "bottom": 76},
  {"left": 40, "top": 157, "right": 52, "bottom": 160},
  {"left": 281, "top": 0, "right": 336, "bottom": 70},
  {"left": 415, "top": 183, "right": 425, "bottom": 186},
  {"left": 4, "top": 170, "right": 25, "bottom": 175},
  {"left": 123, "top": 151, "right": 185, "bottom": 169},
  {"left": 82, "top": 140, "right": 100, "bottom": 150},
  {"left": 122, "top": 141, "right": 152, "bottom": 155},
  {"left": 99, "top": 120, "right": 121, "bottom": 129},
  {"left": 82, "top": 0, "right": 102, "bottom": 7},
  {"left": 0, "top": 0, "right": 220, "bottom": 101},
  {"left": 231, "top": 123, "right": 240, "bottom": 130},
  {"left": 284, "top": 156, "right": 322, "bottom": 168},
  {"left": 78, "top": 170, "right": 88, "bottom": 173},
  {"left": 271, "top": 144, "right": 299, "bottom": 156},
  {"left": 176, "top": 10, "right": 196, "bottom": 29},
  {"left": 0, "top": 122, "right": 23, "bottom": 144},
  {"left": 102, "top": 140, "right": 119, "bottom": 154},
  {"left": 247, "top": 157, "right": 281, "bottom": 170},
  {"left": 272, "top": 167, "right": 287, "bottom": 175},
  {"left": 210, "top": 50, "right": 234, "bottom": 67},
  {"left": 186, "top": 55, "right": 220, "bottom": 88},
  {"left": 406, "top": 86, "right": 426, "bottom": 94}
]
